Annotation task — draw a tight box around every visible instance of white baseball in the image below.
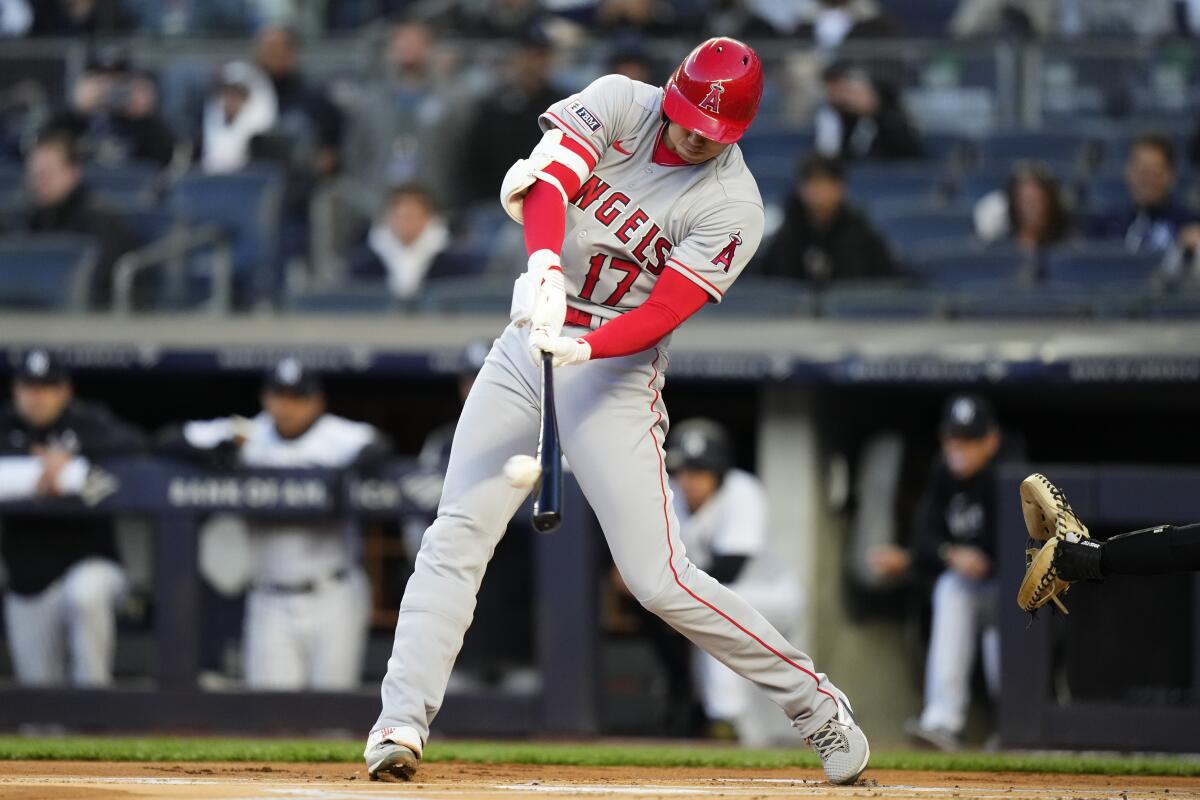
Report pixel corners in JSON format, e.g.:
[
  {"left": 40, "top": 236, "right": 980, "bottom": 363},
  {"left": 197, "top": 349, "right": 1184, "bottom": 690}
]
[{"left": 503, "top": 454, "right": 542, "bottom": 490}]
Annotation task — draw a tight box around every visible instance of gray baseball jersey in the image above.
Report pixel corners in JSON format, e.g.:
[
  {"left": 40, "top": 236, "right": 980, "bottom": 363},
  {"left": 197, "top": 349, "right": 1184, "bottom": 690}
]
[
  {"left": 540, "top": 75, "right": 765, "bottom": 321},
  {"left": 370, "top": 75, "right": 844, "bottom": 759}
]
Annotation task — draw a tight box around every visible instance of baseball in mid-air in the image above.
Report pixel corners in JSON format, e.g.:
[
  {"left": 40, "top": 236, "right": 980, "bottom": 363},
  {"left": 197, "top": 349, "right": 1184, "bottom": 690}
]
[{"left": 503, "top": 454, "right": 542, "bottom": 489}]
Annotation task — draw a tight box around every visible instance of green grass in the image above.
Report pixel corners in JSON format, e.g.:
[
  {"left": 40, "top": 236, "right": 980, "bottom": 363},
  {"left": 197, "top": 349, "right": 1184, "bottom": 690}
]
[{"left": 0, "top": 737, "right": 1197, "bottom": 776}]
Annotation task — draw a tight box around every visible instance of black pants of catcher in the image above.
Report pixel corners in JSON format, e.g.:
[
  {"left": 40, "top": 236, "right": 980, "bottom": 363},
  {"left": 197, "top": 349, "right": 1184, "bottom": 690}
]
[{"left": 1101, "top": 523, "right": 1200, "bottom": 576}]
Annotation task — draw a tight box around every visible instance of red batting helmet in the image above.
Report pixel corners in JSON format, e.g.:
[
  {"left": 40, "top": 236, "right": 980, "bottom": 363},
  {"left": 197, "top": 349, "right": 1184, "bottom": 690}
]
[{"left": 662, "top": 37, "right": 763, "bottom": 145}]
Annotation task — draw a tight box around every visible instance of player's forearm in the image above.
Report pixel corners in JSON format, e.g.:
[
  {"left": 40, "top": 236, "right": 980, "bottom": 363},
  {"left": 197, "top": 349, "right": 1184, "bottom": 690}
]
[
  {"left": 522, "top": 178, "right": 567, "bottom": 259},
  {"left": 582, "top": 268, "right": 709, "bottom": 359}
]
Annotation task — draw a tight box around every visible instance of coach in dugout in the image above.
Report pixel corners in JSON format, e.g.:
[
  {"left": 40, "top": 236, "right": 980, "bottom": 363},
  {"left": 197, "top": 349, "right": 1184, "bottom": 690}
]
[
  {"left": 0, "top": 349, "right": 143, "bottom": 686},
  {"left": 159, "top": 358, "right": 390, "bottom": 690},
  {"left": 869, "top": 394, "right": 1009, "bottom": 751}
]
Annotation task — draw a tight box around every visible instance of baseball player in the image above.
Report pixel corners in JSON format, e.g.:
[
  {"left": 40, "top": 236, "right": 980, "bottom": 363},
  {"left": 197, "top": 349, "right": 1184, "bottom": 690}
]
[
  {"left": 162, "top": 359, "right": 389, "bottom": 690},
  {"left": 870, "top": 394, "right": 1005, "bottom": 752},
  {"left": 1018, "top": 473, "right": 1200, "bottom": 613},
  {"left": 0, "top": 350, "right": 142, "bottom": 686},
  {"left": 365, "top": 38, "right": 869, "bottom": 785},
  {"left": 665, "top": 418, "right": 804, "bottom": 746}
]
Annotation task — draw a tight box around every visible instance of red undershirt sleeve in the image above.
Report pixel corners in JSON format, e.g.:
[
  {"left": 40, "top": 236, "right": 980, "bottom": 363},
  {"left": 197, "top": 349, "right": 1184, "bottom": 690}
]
[
  {"left": 582, "top": 269, "right": 710, "bottom": 359},
  {"left": 522, "top": 179, "right": 567, "bottom": 258}
]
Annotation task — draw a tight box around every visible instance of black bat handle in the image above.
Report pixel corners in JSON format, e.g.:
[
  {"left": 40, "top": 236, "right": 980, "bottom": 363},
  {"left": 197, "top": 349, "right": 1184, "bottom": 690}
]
[{"left": 532, "top": 351, "right": 562, "bottom": 533}]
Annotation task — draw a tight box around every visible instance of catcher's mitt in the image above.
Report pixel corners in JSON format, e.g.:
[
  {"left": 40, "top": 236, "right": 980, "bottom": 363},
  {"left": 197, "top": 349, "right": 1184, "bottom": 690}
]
[
  {"left": 1017, "top": 473, "right": 1091, "bottom": 615},
  {"left": 1020, "top": 473, "right": 1089, "bottom": 542}
]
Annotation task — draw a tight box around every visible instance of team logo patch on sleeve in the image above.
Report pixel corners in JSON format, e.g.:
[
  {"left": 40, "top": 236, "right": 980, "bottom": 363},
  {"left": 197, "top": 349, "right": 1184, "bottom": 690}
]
[
  {"left": 711, "top": 231, "right": 743, "bottom": 272},
  {"left": 566, "top": 100, "right": 603, "bottom": 132}
]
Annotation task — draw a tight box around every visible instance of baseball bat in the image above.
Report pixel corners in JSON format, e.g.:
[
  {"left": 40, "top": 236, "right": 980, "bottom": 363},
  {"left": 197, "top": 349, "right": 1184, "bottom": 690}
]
[{"left": 532, "top": 350, "right": 562, "bottom": 533}]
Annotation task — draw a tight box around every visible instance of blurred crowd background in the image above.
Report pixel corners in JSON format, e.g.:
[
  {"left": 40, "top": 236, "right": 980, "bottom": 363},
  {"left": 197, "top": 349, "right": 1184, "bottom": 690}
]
[
  {"left": 1, "top": 0, "right": 1199, "bottom": 754},
  {"left": 1, "top": 0, "right": 1200, "bottom": 313}
]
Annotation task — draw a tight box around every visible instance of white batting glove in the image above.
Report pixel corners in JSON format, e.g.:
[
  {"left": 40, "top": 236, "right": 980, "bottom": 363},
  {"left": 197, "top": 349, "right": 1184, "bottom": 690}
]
[
  {"left": 537, "top": 335, "right": 592, "bottom": 369},
  {"left": 527, "top": 253, "right": 565, "bottom": 349}
]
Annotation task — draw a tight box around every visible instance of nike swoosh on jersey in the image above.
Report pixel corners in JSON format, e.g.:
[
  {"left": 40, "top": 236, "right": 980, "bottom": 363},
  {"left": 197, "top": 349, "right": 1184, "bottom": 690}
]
[{"left": 612, "top": 139, "right": 633, "bottom": 155}]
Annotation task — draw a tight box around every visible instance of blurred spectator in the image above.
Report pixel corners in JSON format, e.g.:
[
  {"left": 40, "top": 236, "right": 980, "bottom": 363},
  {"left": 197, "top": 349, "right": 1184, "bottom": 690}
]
[
  {"left": 949, "top": 0, "right": 1056, "bottom": 38},
  {"left": 608, "top": 41, "right": 657, "bottom": 84},
  {"left": 45, "top": 48, "right": 175, "bottom": 168},
  {"left": 253, "top": 25, "right": 342, "bottom": 180},
  {"left": 973, "top": 161, "right": 1072, "bottom": 256},
  {"left": 761, "top": 155, "right": 898, "bottom": 283},
  {"left": 664, "top": 419, "right": 802, "bottom": 745},
  {"left": 0, "top": 350, "right": 143, "bottom": 687},
  {"left": 815, "top": 64, "right": 923, "bottom": 161},
  {"left": 1088, "top": 134, "right": 1200, "bottom": 255},
  {"left": 29, "top": 0, "right": 132, "bottom": 35},
  {"left": 800, "top": 0, "right": 900, "bottom": 48},
  {"left": 0, "top": 0, "right": 31, "bottom": 36},
  {"left": 594, "top": 0, "right": 700, "bottom": 34},
  {"left": 200, "top": 61, "right": 278, "bottom": 174},
  {"left": 346, "top": 184, "right": 453, "bottom": 299},
  {"left": 461, "top": 30, "right": 562, "bottom": 203},
  {"left": 869, "top": 394, "right": 1005, "bottom": 752},
  {"left": 449, "top": 0, "right": 543, "bottom": 36},
  {"left": 342, "top": 18, "right": 450, "bottom": 215},
  {"left": 19, "top": 130, "right": 140, "bottom": 308},
  {"left": 161, "top": 359, "right": 389, "bottom": 690}
]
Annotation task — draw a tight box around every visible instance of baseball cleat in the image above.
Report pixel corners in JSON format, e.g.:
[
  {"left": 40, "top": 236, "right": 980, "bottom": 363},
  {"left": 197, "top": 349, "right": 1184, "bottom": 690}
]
[
  {"left": 1020, "top": 473, "right": 1089, "bottom": 542},
  {"left": 805, "top": 690, "right": 870, "bottom": 785},
  {"left": 364, "top": 726, "right": 422, "bottom": 782}
]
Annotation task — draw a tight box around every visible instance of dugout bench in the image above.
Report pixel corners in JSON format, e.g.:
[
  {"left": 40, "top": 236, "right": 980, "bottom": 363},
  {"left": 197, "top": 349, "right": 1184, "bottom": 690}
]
[{"left": 0, "top": 458, "right": 601, "bottom": 735}]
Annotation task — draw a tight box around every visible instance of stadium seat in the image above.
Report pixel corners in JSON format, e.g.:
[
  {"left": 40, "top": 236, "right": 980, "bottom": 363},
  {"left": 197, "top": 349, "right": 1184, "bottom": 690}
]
[
  {"left": 1079, "top": 171, "right": 1129, "bottom": 211},
  {"left": 85, "top": 162, "right": 161, "bottom": 206},
  {"left": 738, "top": 128, "right": 813, "bottom": 160},
  {"left": 952, "top": 286, "right": 1094, "bottom": 319},
  {"left": 0, "top": 161, "right": 21, "bottom": 206},
  {"left": 908, "top": 245, "right": 1029, "bottom": 287},
  {"left": 976, "top": 131, "right": 1088, "bottom": 166},
  {"left": 874, "top": 208, "right": 976, "bottom": 254},
  {"left": 121, "top": 208, "right": 179, "bottom": 244},
  {"left": 742, "top": 155, "right": 796, "bottom": 208},
  {"left": 286, "top": 282, "right": 397, "bottom": 313},
  {"left": 706, "top": 277, "right": 813, "bottom": 317},
  {"left": 820, "top": 285, "right": 946, "bottom": 319},
  {"left": 1044, "top": 246, "right": 1161, "bottom": 288},
  {"left": 847, "top": 165, "right": 947, "bottom": 209},
  {"left": 168, "top": 166, "right": 283, "bottom": 306},
  {"left": 415, "top": 275, "right": 517, "bottom": 313},
  {"left": 0, "top": 235, "right": 97, "bottom": 310}
]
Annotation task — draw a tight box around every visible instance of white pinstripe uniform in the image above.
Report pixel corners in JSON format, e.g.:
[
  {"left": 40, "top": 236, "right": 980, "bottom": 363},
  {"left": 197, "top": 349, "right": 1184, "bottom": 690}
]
[{"left": 369, "top": 74, "right": 844, "bottom": 756}]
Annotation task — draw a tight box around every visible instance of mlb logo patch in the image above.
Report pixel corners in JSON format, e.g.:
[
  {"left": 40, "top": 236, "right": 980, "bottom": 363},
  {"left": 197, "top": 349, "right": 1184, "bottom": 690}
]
[{"left": 567, "top": 100, "right": 603, "bottom": 132}]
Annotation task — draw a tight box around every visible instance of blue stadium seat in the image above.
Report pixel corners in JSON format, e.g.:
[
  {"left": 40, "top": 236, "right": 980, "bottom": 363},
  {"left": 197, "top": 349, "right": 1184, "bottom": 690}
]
[
  {"left": 820, "top": 286, "right": 945, "bottom": 319},
  {"left": 415, "top": 275, "right": 517, "bottom": 313},
  {"left": 85, "top": 162, "right": 160, "bottom": 206},
  {"left": 1079, "top": 171, "right": 1130, "bottom": 211},
  {"left": 874, "top": 208, "right": 976, "bottom": 254},
  {"left": 460, "top": 203, "right": 518, "bottom": 258},
  {"left": 952, "top": 286, "right": 1094, "bottom": 319},
  {"left": 876, "top": 0, "right": 959, "bottom": 36},
  {"left": 976, "top": 131, "right": 1088, "bottom": 165},
  {"left": 0, "top": 235, "right": 97, "bottom": 310},
  {"left": 1142, "top": 292, "right": 1200, "bottom": 319},
  {"left": 286, "top": 282, "right": 397, "bottom": 313},
  {"left": 168, "top": 166, "right": 283, "bottom": 306},
  {"left": 120, "top": 208, "right": 178, "bottom": 244},
  {"left": 708, "top": 277, "right": 812, "bottom": 317},
  {"left": 0, "top": 161, "right": 21, "bottom": 205},
  {"left": 738, "top": 128, "right": 813, "bottom": 160},
  {"left": 1044, "top": 246, "right": 1161, "bottom": 288},
  {"left": 743, "top": 154, "right": 796, "bottom": 207},
  {"left": 908, "top": 245, "right": 1028, "bottom": 287},
  {"left": 847, "top": 165, "right": 946, "bottom": 208}
]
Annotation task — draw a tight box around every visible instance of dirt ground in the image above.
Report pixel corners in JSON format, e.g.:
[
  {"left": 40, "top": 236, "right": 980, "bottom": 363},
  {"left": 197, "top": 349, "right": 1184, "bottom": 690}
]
[{"left": 0, "top": 761, "right": 1195, "bottom": 800}]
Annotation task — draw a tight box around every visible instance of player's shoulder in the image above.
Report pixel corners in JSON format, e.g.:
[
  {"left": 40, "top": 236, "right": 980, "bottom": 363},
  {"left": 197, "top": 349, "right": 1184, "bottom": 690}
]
[
  {"left": 313, "top": 413, "right": 376, "bottom": 443},
  {"left": 709, "top": 146, "right": 764, "bottom": 211},
  {"left": 584, "top": 73, "right": 663, "bottom": 112}
]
